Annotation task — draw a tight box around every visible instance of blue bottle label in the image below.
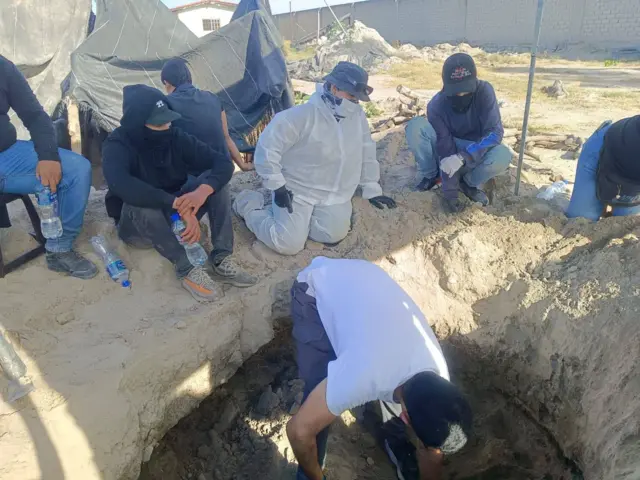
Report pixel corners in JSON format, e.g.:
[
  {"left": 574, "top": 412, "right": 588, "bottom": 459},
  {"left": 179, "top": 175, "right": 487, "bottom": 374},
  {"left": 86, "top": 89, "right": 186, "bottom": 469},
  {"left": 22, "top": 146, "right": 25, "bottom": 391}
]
[{"left": 106, "top": 260, "right": 126, "bottom": 278}]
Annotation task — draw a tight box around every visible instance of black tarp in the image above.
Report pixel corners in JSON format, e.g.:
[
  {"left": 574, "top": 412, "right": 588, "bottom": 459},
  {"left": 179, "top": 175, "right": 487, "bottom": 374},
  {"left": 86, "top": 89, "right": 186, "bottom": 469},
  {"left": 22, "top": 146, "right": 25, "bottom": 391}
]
[{"left": 66, "top": 0, "right": 293, "bottom": 153}]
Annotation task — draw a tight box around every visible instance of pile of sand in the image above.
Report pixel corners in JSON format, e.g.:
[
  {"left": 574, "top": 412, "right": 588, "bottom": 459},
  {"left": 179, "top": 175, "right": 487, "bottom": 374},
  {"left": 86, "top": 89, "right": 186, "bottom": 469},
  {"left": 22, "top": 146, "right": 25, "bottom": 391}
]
[{"left": 0, "top": 128, "right": 638, "bottom": 479}]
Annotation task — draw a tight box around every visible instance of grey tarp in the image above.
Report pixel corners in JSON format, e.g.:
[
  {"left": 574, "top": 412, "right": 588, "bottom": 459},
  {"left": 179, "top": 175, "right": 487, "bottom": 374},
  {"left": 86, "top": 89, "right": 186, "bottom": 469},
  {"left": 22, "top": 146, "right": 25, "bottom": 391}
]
[
  {"left": 0, "top": 0, "right": 91, "bottom": 138},
  {"left": 66, "top": 0, "right": 293, "bottom": 152},
  {"left": 0, "top": 0, "right": 90, "bottom": 227}
]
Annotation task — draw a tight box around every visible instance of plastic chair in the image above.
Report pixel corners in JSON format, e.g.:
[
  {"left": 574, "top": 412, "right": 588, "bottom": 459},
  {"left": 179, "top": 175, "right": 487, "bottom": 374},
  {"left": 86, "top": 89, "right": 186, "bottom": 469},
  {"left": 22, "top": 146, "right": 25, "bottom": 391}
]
[{"left": 0, "top": 194, "right": 46, "bottom": 278}]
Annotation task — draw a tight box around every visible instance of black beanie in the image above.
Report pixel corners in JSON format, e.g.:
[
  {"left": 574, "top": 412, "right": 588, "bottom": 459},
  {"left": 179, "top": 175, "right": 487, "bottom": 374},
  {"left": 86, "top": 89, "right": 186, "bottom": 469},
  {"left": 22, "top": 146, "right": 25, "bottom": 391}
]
[
  {"left": 160, "top": 58, "right": 192, "bottom": 88},
  {"left": 403, "top": 371, "right": 472, "bottom": 454},
  {"left": 602, "top": 115, "right": 640, "bottom": 182}
]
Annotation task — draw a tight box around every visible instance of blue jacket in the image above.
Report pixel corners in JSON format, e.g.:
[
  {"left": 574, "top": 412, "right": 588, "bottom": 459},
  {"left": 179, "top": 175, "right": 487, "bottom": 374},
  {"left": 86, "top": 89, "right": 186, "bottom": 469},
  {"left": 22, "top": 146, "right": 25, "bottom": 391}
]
[{"left": 427, "top": 80, "right": 503, "bottom": 166}]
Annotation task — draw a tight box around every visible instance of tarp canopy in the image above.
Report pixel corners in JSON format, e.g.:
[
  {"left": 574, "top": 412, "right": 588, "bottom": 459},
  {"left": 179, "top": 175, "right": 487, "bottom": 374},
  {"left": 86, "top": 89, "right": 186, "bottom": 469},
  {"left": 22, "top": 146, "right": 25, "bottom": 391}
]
[
  {"left": 0, "top": 0, "right": 91, "bottom": 139},
  {"left": 66, "top": 0, "right": 293, "bottom": 152}
]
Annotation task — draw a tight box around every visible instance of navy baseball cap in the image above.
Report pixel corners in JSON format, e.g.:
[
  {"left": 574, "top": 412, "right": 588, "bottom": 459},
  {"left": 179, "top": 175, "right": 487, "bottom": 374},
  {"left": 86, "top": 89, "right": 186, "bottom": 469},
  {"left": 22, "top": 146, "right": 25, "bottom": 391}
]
[
  {"left": 146, "top": 98, "right": 181, "bottom": 126},
  {"left": 442, "top": 53, "right": 478, "bottom": 96},
  {"left": 404, "top": 371, "right": 472, "bottom": 454},
  {"left": 323, "top": 61, "right": 374, "bottom": 102}
]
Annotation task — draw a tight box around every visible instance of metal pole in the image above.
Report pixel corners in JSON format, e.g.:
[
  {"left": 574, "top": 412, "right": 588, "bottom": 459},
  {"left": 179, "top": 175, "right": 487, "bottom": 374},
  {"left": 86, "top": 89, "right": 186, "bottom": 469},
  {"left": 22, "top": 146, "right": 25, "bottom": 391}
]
[
  {"left": 289, "top": 1, "right": 294, "bottom": 42},
  {"left": 323, "top": 0, "right": 348, "bottom": 36},
  {"left": 317, "top": 9, "right": 321, "bottom": 43},
  {"left": 514, "top": 0, "right": 545, "bottom": 196}
]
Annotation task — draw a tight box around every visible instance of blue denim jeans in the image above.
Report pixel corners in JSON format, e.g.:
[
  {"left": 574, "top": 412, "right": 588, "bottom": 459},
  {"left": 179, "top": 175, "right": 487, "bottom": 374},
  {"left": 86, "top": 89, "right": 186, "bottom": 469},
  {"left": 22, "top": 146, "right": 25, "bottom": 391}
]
[
  {"left": 566, "top": 122, "right": 640, "bottom": 221},
  {"left": 405, "top": 116, "right": 512, "bottom": 198},
  {"left": 0, "top": 140, "right": 92, "bottom": 252}
]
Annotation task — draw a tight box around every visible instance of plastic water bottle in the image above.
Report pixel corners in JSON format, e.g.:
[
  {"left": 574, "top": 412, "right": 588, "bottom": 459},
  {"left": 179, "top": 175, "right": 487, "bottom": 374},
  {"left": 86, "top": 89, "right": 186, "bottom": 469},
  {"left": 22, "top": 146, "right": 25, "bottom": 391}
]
[
  {"left": 537, "top": 180, "right": 570, "bottom": 201},
  {"left": 36, "top": 186, "right": 63, "bottom": 239},
  {"left": 537, "top": 180, "right": 571, "bottom": 212},
  {"left": 91, "top": 235, "right": 131, "bottom": 288},
  {"left": 171, "top": 213, "right": 207, "bottom": 266}
]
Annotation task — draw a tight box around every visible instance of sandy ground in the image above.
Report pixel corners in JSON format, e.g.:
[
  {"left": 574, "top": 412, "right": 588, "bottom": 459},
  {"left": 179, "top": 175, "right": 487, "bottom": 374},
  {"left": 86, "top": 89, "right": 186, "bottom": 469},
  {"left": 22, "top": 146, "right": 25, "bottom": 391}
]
[{"left": 2, "top": 37, "right": 639, "bottom": 480}]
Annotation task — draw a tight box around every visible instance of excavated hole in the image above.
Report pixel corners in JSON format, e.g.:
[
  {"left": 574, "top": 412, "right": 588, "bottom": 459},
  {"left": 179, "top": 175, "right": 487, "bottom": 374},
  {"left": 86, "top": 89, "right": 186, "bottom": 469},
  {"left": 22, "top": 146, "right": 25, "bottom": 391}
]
[{"left": 141, "top": 322, "right": 583, "bottom": 480}]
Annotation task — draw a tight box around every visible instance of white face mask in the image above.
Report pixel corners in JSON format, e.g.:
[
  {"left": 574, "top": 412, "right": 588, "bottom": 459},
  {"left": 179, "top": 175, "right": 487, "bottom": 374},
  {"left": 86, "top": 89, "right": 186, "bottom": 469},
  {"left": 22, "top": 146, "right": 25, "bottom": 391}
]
[{"left": 336, "top": 98, "right": 362, "bottom": 117}]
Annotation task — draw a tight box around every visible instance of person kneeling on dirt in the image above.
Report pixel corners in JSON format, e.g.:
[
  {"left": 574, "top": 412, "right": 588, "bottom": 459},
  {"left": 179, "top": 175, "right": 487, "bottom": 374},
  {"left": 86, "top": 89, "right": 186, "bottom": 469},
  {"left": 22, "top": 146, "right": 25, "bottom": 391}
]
[
  {"left": 566, "top": 116, "right": 640, "bottom": 221},
  {"left": 0, "top": 55, "right": 97, "bottom": 279},
  {"left": 103, "top": 84, "right": 251, "bottom": 301},
  {"left": 287, "top": 257, "right": 472, "bottom": 480},
  {"left": 233, "top": 61, "right": 396, "bottom": 256},
  {"left": 405, "top": 53, "right": 511, "bottom": 212}
]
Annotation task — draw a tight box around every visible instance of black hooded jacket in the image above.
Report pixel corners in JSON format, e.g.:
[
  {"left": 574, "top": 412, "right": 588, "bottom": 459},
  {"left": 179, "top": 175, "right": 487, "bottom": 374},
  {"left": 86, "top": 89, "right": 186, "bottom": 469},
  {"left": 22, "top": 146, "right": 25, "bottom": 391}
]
[{"left": 102, "top": 85, "right": 233, "bottom": 222}]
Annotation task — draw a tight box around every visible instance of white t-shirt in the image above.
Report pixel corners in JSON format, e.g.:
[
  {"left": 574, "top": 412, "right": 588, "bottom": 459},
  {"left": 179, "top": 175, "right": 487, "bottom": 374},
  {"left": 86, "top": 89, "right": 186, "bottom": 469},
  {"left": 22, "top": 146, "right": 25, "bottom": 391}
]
[{"left": 296, "top": 257, "right": 450, "bottom": 416}]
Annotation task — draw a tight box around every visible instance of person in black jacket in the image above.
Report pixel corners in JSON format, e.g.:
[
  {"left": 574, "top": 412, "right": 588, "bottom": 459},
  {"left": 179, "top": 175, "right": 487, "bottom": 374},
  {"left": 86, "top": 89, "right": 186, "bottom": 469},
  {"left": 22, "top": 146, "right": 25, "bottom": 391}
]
[
  {"left": 161, "top": 59, "right": 256, "bottom": 287},
  {"left": 102, "top": 85, "right": 237, "bottom": 301},
  {"left": 0, "top": 55, "right": 96, "bottom": 279}
]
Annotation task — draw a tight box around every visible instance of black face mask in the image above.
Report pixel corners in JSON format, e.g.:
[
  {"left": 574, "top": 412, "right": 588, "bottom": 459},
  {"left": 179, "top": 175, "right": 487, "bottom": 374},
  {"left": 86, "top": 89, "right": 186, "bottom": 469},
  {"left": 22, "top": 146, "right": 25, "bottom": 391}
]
[
  {"left": 449, "top": 93, "right": 474, "bottom": 113},
  {"left": 144, "top": 127, "right": 172, "bottom": 148}
]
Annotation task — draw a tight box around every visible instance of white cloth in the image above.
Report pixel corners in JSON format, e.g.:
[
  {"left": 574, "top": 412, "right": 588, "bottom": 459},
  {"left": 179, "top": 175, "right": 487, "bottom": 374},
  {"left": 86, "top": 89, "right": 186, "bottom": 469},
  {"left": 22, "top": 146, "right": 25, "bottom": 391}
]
[
  {"left": 254, "top": 84, "right": 383, "bottom": 206},
  {"left": 233, "top": 190, "right": 352, "bottom": 255},
  {"left": 440, "top": 153, "right": 465, "bottom": 176},
  {"left": 296, "top": 257, "right": 450, "bottom": 416}
]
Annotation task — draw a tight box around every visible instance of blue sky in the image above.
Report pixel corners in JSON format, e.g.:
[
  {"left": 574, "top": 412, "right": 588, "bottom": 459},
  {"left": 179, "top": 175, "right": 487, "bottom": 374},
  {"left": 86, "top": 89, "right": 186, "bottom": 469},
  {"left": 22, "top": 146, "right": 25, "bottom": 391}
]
[{"left": 160, "top": 0, "right": 362, "bottom": 16}]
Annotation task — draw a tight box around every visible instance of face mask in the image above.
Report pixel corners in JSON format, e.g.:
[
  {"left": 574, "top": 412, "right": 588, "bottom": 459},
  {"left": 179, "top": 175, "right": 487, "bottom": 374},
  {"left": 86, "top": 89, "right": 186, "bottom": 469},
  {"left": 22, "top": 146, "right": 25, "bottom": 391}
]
[
  {"left": 449, "top": 93, "right": 474, "bottom": 113},
  {"left": 144, "top": 127, "right": 172, "bottom": 148},
  {"left": 336, "top": 98, "right": 362, "bottom": 117}
]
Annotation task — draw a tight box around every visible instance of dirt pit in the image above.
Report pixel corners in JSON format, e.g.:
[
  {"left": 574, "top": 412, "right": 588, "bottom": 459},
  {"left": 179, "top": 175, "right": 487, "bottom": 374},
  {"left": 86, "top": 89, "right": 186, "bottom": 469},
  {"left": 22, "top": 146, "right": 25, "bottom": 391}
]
[{"left": 141, "top": 323, "right": 581, "bottom": 480}]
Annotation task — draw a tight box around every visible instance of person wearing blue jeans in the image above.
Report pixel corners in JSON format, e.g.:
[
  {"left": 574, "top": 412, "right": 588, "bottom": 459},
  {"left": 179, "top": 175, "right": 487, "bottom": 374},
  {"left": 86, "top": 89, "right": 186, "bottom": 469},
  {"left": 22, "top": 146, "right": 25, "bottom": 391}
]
[
  {"left": 0, "top": 55, "right": 96, "bottom": 278},
  {"left": 409, "top": 53, "right": 511, "bottom": 213},
  {"left": 405, "top": 116, "right": 511, "bottom": 195},
  {"left": 566, "top": 117, "right": 640, "bottom": 221}
]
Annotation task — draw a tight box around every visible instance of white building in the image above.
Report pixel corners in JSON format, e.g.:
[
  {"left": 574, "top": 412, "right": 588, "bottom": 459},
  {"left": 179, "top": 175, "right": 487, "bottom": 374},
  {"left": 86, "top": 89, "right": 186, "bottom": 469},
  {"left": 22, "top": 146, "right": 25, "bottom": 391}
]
[{"left": 172, "top": 0, "right": 238, "bottom": 38}]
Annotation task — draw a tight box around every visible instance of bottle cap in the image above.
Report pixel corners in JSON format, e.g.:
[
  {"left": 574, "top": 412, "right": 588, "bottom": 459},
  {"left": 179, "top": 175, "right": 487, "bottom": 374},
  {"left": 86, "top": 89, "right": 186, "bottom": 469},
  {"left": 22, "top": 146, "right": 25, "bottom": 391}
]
[
  {"left": 122, "top": 280, "right": 131, "bottom": 288},
  {"left": 170, "top": 213, "right": 180, "bottom": 222}
]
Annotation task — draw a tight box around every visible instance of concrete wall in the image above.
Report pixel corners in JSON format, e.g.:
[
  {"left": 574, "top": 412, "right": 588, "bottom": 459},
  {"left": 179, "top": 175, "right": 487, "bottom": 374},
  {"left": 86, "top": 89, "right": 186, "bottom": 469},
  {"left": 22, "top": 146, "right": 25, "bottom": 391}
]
[
  {"left": 177, "top": 6, "right": 235, "bottom": 37},
  {"left": 273, "top": 0, "right": 640, "bottom": 48}
]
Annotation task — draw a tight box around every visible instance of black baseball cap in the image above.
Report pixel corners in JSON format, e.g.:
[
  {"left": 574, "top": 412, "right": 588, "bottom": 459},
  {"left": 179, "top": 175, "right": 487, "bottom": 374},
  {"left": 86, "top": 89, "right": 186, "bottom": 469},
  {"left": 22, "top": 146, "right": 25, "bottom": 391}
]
[
  {"left": 403, "top": 371, "right": 472, "bottom": 454},
  {"left": 146, "top": 98, "right": 181, "bottom": 126},
  {"left": 442, "top": 53, "right": 478, "bottom": 96},
  {"left": 323, "top": 61, "right": 374, "bottom": 102}
]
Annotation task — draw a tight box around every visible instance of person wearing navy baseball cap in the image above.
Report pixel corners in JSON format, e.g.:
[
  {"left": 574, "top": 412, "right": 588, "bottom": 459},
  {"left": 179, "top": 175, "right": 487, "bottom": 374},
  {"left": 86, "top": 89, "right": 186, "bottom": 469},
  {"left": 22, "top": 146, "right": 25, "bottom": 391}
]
[
  {"left": 405, "top": 53, "right": 511, "bottom": 213},
  {"left": 233, "top": 61, "right": 397, "bottom": 256}
]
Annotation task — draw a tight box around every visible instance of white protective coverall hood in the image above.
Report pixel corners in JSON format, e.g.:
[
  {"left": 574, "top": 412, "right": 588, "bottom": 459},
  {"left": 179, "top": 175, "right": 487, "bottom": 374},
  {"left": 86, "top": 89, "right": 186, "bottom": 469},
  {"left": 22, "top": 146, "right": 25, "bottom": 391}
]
[{"left": 253, "top": 84, "right": 383, "bottom": 206}]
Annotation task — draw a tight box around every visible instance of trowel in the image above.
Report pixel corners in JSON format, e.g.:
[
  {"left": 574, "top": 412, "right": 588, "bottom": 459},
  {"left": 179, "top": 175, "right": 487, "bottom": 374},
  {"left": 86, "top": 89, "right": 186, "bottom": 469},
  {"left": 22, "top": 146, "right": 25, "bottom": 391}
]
[{"left": 0, "top": 331, "right": 35, "bottom": 403}]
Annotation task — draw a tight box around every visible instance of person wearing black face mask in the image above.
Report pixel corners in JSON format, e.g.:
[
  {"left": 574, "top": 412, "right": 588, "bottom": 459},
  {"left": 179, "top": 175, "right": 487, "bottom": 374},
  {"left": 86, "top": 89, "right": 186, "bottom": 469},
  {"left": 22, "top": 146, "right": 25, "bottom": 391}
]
[
  {"left": 405, "top": 53, "right": 511, "bottom": 213},
  {"left": 102, "top": 84, "right": 236, "bottom": 302}
]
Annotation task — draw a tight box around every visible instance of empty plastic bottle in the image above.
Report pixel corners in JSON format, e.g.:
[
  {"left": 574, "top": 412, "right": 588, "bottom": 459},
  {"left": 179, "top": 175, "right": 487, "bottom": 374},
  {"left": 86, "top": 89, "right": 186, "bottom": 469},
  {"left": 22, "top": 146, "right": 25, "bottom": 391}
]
[
  {"left": 171, "top": 213, "right": 207, "bottom": 266},
  {"left": 91, "top": 235, "right": 131, "bottom": 288},
  {"left": 537, "top": 180, "right": 571, "bottom": 212},
  {"left": 36, "top": 186, "right": 63, "bottom": 239}
]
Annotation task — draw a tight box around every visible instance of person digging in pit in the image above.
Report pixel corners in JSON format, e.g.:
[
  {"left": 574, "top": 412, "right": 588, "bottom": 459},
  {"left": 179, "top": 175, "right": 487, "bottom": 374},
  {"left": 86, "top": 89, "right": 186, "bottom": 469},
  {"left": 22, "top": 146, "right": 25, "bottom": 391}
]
[
  {"left": 287, "top": 256, "right": 473, "bottom": 480},
  {"left": 102, "top": 84, "right": 255, "bottom": 302},
  {"left": 405, "top": 53, "right": 511, "bottom": 213},
  {"left": 566, "top": 115, "right": 640, "bottom": 221},
  {"left": 233, "top": 61, "right": 396, "bottom": 256}
]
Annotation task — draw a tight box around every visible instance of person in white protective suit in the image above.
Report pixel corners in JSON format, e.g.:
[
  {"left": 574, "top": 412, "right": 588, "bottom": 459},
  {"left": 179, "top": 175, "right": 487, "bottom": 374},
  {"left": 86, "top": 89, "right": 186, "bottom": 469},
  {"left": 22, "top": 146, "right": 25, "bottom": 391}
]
[{"left": 233, "top": 62, "right": 397, "bottom": 256}]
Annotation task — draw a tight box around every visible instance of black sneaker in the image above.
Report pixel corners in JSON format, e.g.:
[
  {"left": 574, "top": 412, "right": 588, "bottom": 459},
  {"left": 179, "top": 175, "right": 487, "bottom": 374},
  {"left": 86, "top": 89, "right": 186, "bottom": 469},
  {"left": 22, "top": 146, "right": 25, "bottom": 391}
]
[
  {"left": 416, "top": 176, "right": 440, "bottom": 192},
  {"left": 459, "top": 179, "right": 489, "bottom": 206},
  {"left": 46, "top": 251, "right": 98, "bottom": 279},
  {"left": 384, "top": 435, "right": 419, "bottom": 480}
]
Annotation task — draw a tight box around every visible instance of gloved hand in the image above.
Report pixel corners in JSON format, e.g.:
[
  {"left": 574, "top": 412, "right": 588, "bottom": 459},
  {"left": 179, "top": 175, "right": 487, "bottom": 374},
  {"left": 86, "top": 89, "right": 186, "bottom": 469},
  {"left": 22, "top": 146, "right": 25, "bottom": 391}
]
[
  {"left": 440, "top": 153, "right": 464, "bottom": 177},
  {"left": 274, "top": 185, "right": 294, "bottom": 213},
  {"left": 369, "top": 195, "right": 397, "bottom": 209}
]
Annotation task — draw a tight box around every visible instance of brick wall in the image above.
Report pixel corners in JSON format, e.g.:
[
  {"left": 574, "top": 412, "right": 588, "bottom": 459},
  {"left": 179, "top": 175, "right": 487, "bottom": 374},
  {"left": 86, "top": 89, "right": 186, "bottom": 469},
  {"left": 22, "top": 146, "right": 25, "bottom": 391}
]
[{"left": 274, "top": 0, "right": 640, "bottom": 49}]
